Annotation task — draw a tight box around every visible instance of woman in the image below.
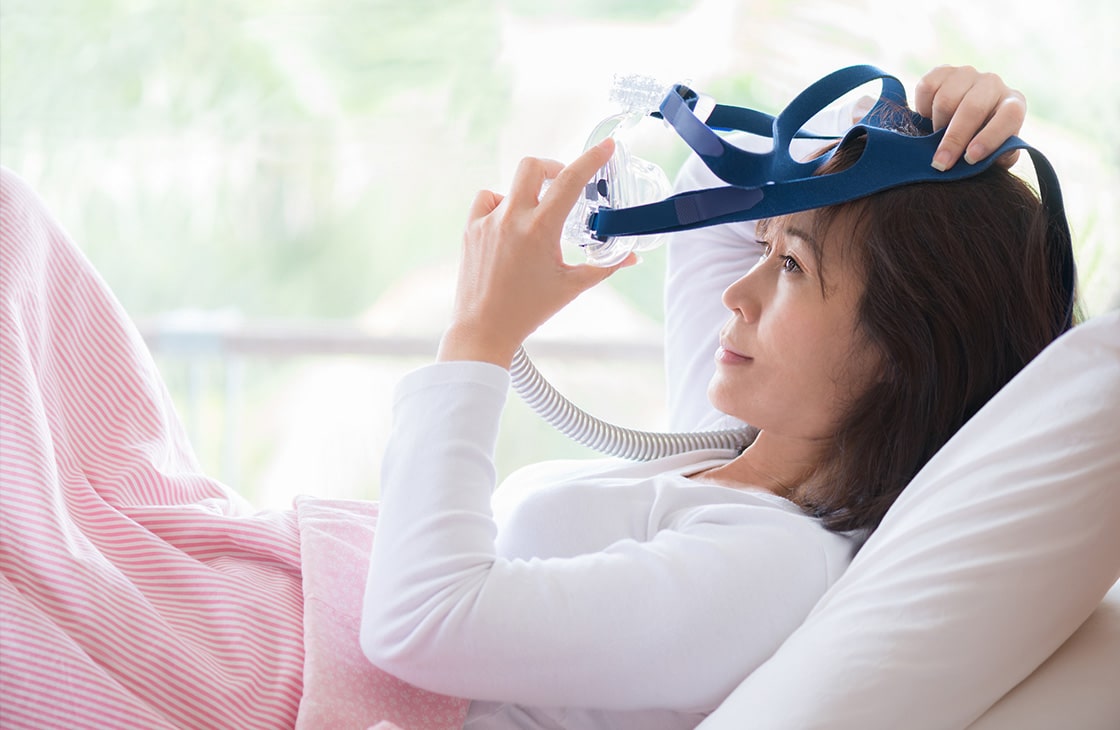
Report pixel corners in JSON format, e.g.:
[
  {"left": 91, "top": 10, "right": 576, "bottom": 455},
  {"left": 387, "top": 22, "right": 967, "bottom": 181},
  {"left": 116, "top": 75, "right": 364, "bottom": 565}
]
[
  {"left": 359, "top": 65, "right": 1072, "bottom": 728},
  {"left": 0, "top": 65, "right": 1064, "bottom": 729}
]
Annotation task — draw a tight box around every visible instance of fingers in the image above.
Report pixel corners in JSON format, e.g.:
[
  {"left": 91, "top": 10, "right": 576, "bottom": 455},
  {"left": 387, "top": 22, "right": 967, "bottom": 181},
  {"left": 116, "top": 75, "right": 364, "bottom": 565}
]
[
  {"left": 567, "top": 251, "right": 638, "bottom": 289},
  {"left": 504, "top": 156, "right": 565, "bottom": 210},
  {"left": 487, "top": 138, "right": 612, "bottom": 224},
  {"left": 467, "top": 189, "right": 504, "bottom": 222},
  {"left": 535, "top": 138, "right": 615, "bottom": 229},
  {"left": 914, "top": 65, "right": 977, "bottom": 132},
  {"left": 960, "top": 95, "right": 1024, "bottom": 167},
  {"left": 915, "top": 65, "right": 1026, "bottom": 171}
]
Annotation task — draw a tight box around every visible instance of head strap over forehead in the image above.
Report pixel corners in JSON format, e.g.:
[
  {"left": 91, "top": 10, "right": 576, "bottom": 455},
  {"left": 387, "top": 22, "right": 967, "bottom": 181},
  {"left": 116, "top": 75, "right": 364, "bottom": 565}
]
[{"left": 591, "top": 65, "right": 1076, "bottom": 330}]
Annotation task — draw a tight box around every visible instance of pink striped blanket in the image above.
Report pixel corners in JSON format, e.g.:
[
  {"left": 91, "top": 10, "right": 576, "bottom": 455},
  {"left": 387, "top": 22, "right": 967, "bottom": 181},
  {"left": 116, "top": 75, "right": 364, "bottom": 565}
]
[{"left": 0, "top": 167, "right": 469, "bottom": 729}]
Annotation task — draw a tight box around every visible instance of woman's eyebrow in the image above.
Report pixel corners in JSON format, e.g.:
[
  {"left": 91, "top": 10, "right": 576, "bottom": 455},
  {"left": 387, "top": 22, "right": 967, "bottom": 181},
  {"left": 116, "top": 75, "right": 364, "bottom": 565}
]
[
  {"left": 784, "top": 226, "right": 818, "bottom": 248},
  {"left": 782, "top": 226, "right": 822, "bottom": 265}
]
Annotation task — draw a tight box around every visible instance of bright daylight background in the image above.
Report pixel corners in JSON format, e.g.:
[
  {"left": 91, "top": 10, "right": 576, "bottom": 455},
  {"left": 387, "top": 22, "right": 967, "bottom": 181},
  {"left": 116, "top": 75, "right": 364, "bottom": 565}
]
[{"left": 2, "top": 0, "right": 1117, "bottom": 509}]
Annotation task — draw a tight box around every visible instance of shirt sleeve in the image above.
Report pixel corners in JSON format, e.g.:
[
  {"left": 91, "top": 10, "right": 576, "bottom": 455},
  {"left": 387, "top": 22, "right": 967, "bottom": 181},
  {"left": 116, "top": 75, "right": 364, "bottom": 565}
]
[{"left": 360, "top": 361, "right": 839, "bottom": 712}]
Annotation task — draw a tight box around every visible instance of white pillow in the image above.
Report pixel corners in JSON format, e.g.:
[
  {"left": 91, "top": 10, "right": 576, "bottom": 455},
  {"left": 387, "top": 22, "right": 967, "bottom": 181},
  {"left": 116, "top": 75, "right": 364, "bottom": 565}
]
[
  {"left": 967, "top": 578, "right": 1120, "bottom": 729},
  {"left": 699, "top": 310, "right": 1120, "bottom": 729}
]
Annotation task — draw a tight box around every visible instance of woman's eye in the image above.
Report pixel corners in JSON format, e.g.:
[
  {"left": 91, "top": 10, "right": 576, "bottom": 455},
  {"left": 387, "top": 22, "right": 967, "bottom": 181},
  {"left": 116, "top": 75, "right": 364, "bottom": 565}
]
[
  {"left": 756, "top": 240, "right": 772, "bottom": 258},
  {"left": 780, "top": 255, "right": 802, "bottom": 273}
]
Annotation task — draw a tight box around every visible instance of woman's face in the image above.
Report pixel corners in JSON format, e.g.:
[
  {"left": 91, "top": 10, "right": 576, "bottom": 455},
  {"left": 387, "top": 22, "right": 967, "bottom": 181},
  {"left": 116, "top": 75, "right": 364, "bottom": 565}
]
[{"left": 707, "top": 210, "right": 882, "bottom": 441}]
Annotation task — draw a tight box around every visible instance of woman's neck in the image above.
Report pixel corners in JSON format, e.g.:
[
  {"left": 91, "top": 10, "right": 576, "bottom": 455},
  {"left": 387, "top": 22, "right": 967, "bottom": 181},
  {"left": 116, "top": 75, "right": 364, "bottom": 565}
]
[{"left": 688, "top": 430, "right": 824, "bottom": 498}]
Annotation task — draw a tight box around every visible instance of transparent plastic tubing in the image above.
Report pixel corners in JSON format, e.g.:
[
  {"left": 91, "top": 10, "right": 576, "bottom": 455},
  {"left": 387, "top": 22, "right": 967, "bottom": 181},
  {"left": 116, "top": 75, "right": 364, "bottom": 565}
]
[{"left": 510, "top": 346, "right": 758, "bottom": 461}]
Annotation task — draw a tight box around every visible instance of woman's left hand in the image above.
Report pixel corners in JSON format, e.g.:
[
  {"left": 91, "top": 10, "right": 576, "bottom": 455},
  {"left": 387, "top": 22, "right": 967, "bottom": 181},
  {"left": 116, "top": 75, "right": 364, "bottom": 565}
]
[
  {"left": 915, "top": 64, "right": 1026, "bottom": 171},
  {"left": 437, "top": 138, "right": 636, "bottom": 368}
]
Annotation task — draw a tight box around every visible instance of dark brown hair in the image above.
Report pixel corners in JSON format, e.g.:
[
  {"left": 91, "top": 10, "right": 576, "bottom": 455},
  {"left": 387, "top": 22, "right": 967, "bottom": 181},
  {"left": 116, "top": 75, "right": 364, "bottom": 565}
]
[{"left": 786, "top": 134, "right": 1076, "bottom": 534}]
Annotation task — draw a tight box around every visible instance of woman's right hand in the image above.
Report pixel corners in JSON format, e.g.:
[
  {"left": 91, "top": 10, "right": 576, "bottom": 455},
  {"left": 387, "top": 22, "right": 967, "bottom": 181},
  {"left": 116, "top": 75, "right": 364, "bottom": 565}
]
[
  {"left": 437, "top": 138, "right": 635, "bottom": 368},
  {"left": 915, "top": 64, "right": 1026, "bottom": 171}
]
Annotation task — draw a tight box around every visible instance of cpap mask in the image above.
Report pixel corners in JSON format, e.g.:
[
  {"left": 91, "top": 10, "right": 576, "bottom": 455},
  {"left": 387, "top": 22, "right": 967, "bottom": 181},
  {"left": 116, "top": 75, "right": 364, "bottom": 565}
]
[
  {"left": 520, "top": 65, "right": 1076, "bottom": 461},
  {"left": 559, "top": 65, "right": 1075, "bottom": 328},
  {"left": 553, "top": 74, "right": 680, "bottom": 267}
]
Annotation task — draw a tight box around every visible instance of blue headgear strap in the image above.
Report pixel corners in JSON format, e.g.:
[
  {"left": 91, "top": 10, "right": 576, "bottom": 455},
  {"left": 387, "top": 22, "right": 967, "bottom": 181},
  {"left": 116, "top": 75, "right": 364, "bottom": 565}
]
[{"left": 592, "top": 65, "right": 1076, "bottom": 331}]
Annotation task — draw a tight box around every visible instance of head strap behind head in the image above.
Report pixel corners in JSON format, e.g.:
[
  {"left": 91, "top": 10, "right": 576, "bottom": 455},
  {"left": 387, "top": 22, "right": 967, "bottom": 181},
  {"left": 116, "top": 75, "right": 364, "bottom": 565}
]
[{"left": 591, "top": 65, "right": 1076, "bottom": 331}]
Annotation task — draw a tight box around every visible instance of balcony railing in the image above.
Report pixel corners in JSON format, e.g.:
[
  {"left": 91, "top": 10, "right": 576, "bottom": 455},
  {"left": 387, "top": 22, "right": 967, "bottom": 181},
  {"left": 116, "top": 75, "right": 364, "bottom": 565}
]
[{"left": 135, "top": 313, "right": 665, "bottom": 504}]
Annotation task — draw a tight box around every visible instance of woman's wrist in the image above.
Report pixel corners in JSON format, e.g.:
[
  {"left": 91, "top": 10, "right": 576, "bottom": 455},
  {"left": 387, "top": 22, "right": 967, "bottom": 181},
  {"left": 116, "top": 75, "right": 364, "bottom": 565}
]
[{"left": 436, "top": 323, "right": 519, "bottom": 369}]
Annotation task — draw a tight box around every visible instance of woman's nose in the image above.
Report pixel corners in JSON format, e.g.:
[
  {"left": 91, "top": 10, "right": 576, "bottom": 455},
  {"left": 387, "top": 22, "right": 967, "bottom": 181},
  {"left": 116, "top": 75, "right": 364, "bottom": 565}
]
[{"left": 721, "top": 268, "right": 763, "bottom": 322}]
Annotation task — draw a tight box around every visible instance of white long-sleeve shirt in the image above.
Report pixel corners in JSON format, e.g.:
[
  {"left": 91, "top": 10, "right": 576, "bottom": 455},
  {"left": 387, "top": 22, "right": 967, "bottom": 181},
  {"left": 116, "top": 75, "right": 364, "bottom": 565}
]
[{"left": 362, "top": 120, "right": 859, "bottom": 728}]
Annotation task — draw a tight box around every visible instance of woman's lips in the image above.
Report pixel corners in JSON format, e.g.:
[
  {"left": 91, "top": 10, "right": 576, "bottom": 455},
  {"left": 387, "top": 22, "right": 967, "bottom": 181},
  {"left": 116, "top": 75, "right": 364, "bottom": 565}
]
[{"left": 716, "top": 345, "right": 752, "bottom": 364}]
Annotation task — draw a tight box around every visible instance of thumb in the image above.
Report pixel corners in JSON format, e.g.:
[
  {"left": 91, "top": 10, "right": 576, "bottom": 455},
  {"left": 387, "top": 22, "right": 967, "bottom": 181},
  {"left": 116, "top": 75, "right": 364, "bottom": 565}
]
[{"left": 568, "top": 252, "right": 639, "bottom": 291}]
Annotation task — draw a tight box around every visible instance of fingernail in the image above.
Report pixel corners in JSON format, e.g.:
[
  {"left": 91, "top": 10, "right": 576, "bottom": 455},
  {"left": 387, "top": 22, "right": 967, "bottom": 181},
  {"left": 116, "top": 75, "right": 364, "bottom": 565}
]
[
  {"left": 964, "top": 144, "right": 985, "bottom": 165},
  {"left": 931, "top": 150, "right": 952, "bottom": 172}
]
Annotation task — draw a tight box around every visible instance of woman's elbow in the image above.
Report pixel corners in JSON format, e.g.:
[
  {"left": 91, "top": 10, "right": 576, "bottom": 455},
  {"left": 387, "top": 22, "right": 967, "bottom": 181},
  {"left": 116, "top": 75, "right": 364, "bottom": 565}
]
[
  {"left": 358, "top": 582, "right": 455, "bottom": 685},
  {"left": 358, "top": 603, "right": 426, "bottom": 683},
  {"left": 358, "top": 609, "right": 390, "bottom": 668}
]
